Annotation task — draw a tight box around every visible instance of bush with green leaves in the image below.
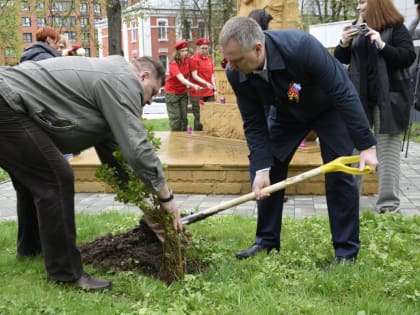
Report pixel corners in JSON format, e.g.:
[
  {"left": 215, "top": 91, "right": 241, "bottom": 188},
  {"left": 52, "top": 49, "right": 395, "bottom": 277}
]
[{"left": 95, "top": 126, "right": 185, "bottom": 282}]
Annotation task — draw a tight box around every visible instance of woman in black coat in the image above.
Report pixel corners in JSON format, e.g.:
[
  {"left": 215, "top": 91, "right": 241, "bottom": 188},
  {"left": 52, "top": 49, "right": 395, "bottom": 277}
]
[{"left": 334, "top": 0, "right": 416, "bottom": 214}]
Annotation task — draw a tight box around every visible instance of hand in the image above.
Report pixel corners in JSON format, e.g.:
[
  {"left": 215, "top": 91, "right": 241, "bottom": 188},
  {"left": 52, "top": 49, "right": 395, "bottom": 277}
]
[
  {"left": 366, "top": 28, "right": 385, "bottom": 49},
  {"left": 252, "top": 170, "right": 271, "bottom": 200},
  {"left": 359, "top": 146, "right": 378, "bottom": 173},
  {"left": 143, "top": 198, "right": 182, "bottom": 243},
  {"left": 206, "top": 82, "right": 214, "bottom": 89},
  {"left": 341, "top": 25, "right": 359, "bottom": 46},
  {"left": 159, "top": 199, "right": 183, "bottom": 233}
]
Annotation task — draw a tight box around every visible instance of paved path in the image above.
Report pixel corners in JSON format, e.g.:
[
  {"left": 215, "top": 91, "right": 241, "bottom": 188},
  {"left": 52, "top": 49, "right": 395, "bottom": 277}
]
[{"left": 1, "top": 141, "right": 419, "bottom": 221}]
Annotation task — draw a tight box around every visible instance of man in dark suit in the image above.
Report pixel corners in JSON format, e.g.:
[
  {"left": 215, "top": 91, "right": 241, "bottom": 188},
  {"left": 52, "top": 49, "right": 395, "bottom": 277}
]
[{"left": 219, "top": 16, "right": 378, "bottom": 265}]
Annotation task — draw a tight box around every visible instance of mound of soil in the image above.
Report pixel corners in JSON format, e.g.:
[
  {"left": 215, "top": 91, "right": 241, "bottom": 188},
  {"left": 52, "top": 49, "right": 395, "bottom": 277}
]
[{"left": 79, "top": 220, "right": 202, "bottom": 283}]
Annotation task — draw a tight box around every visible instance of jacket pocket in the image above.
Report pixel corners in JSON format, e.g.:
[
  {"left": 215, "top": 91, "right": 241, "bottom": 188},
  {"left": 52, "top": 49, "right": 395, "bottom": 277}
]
[{"left": 32, "top": 110, "right": 75, "bottom": 133}]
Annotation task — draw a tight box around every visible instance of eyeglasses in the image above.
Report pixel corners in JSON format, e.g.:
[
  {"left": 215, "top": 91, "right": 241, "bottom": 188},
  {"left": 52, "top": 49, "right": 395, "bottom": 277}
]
[{"left": 200, "top": 47, "right": 209, "bottom": 50}]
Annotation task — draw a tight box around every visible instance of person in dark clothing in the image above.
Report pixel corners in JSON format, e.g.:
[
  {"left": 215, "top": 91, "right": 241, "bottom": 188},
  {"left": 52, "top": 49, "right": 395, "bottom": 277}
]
[
  {"left": 219, "top": 16, "right": 378, "bottom": 266},
  {"left": 20, "top": 26, "right": 60, "bottom": 62},
  {"left": 334, "top": 0, "right": 415, "bottom": 214},
  {"left": 15, "top": 27, "right": 69, "bottom": 268},
  {"left": 248, "top": 8, "right": 273, "bottom": 31}
]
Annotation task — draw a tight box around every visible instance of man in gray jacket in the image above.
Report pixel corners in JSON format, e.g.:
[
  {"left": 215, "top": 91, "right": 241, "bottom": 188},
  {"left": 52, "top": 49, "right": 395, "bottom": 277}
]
[{"left": 0, "top": 55, "right": 182, "bottom": 291}]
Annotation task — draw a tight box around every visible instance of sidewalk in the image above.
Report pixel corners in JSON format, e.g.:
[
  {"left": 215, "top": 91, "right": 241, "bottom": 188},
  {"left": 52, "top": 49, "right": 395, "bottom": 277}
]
[{"left": 0, "top": 142, "right": 419, "bottom": 221}]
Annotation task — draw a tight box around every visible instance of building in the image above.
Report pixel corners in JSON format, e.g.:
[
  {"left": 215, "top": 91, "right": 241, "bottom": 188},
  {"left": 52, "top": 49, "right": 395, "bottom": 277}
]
[
  {"left": 96, "top": 0, "right": 209, "bottom": 72},
  {"left": 0, "top": 0, "right": 106, "bottom": 65}
]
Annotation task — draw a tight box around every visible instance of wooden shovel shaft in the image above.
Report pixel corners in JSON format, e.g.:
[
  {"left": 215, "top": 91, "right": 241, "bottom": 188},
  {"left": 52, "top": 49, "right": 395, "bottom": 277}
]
[{"left": 181, "top": 166, "right": 323, "bottom": 225}]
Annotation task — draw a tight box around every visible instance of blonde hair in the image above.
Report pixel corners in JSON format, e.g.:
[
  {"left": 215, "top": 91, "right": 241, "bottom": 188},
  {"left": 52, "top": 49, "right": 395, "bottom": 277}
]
[{"left": 58, "top": 35, "right": 70, "bottom": 49}]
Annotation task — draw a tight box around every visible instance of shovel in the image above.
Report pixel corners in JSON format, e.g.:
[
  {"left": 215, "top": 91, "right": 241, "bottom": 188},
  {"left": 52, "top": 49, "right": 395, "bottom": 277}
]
[{"left": 181, "top": 155, "right": 372, "bottom": 225}]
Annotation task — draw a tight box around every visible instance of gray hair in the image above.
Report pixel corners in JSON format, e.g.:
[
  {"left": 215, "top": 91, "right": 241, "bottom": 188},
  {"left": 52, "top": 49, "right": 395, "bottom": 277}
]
[
  {"left": 219, "top": 16, "right": 265, "bottom": 52},
  {"left": 131, "top": 56, "right": 166, "bottom": 86}
]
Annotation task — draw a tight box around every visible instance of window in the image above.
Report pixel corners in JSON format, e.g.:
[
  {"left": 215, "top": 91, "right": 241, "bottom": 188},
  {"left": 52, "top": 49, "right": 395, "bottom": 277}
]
[
  {"left": 52, "top": 1, "right": 63, "bottom": 12},
  {"left": 198, "top": 21, "right": 206, "bottom": 38},
  {"left": 131, "top": 21, "right": 137, "bottom": 42},
  {"left": 22, "top": 17, "right": 31, "bottom": 27},
  {"left": 183, "top": 20, "right": 192, "bottom": 41},
  {"left": 62, "top": 1, "right": 74, "bottom": 11},
  {"left": 81, "top": 32, "right": 90, "bottom": 42},
  {"left": 5, "top": 48, "right": 16, "bottom": 58},
  {"left": 84, "top": 48, "right": 90, "bottom": 57},
  {"left": 120, "top": 0, "right": 128, "bottom": 8},
  {"left": 80, "top": 2, "right": 88, "bottom": 14},
  {"left": 80, "top": 17, "right": 89, "bottom": 27},
  {"left": 64, "top": 16, "right": 76, "bottom": 26},
  {"left": 52, "top": 16, "right": 62, "bottom": 26},
  {"left": 22, "top": 33, "right": 32, "bottom": 42},
  {"left": 94, "top": 18, "right": 102, "bottom": 25},
  {"left": 159, "top": 55, "right": 167, "bottom": 73},
  {"left": 35, "top": 1, "right": 44, "bottom": 10},
  {"left": 21, "top": 1, "right": 29, "bottom": 11},
  {"left": 63, "top": 31, "right": 77, "bottom": 41},
  {"left": 37, "top": 18, "right": 46, "bottom": 27},
  {"left": 93, "top": 3, "right": 101, "bottom": 15},
  {"left": 157, "top": 19, "right": 167, "bottom": 41}
]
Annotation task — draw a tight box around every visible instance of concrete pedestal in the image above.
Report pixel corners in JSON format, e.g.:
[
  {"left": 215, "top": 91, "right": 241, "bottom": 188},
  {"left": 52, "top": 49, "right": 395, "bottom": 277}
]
[{"left": 70, "top": 132, "right": 377, "bottom": 195}]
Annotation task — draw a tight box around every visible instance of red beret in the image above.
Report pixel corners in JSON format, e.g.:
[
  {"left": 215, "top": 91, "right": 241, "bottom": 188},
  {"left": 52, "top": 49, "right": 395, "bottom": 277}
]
[
  {"left": 174, "top": 40, "right": 188, "bottom": 50},
  {"left": 196, "top": 38, "right": 210, "bottom": 46}
]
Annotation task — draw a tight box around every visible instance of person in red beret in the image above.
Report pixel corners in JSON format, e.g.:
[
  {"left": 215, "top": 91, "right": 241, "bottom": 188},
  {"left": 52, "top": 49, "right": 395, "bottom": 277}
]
[
  {"left": 164, "top": 40, "right": 201, "bottom": 131},
  {"left": 189, "top": 38, "right": 217, "bottom": 131}
]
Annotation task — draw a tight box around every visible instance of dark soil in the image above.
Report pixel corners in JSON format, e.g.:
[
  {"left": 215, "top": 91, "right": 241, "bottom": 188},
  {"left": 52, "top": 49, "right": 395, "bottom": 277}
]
[{"left": 79, "top": 220, "right": 203, "bottom": 283}]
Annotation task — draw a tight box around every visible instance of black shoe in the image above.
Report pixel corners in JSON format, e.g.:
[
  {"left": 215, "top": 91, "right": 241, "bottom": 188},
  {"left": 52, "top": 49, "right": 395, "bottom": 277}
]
[
  {"left": 378, "top": 206, "right": 400, "bottom": 214},
  {"left": 323, "top": 256, "right": 356, "bottom": 271},
  {"left": 61, "top": 272, "right": 112, "bottom": 292},
  {"left": 236, "top": 244, "right": 277, "bottom": 260}
]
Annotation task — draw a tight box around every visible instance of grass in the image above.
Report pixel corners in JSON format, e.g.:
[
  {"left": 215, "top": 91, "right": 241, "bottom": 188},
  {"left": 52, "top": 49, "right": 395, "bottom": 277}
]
[
  {"left": 0, "top": 169, "right": 8, "bottom": 182},
  {"left": 143, "top": 115, "right": 195, "bottom": 131},
  {"left": 0, "top": 211, "right": 418, "bottom": 314},
  {"left": 406, "top": 122, "right": 420, "bottom": 143}
]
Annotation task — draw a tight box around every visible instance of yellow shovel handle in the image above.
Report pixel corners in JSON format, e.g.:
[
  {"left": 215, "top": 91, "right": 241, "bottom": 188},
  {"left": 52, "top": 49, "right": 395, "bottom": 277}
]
[
  {"left": 181, "top": 155, "right": 372, "bottom": 225},
  {"left": 320, "top": 155, "right": 372, "bottom": 175}
]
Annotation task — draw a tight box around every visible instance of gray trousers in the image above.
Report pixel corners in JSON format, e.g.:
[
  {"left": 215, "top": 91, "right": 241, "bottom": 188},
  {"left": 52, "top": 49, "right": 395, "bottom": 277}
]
[
  {"left": 356, "top": 106, "right": 401, "bottom": 211},
  {"left": 165, "top": 92, "right": 188, "bottom": 131}
]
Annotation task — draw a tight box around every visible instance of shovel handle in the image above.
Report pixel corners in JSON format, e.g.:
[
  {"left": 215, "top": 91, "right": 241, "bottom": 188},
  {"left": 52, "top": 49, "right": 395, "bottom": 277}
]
[{"left": 181, "top": 155, "right": 372, "bottom": 225}]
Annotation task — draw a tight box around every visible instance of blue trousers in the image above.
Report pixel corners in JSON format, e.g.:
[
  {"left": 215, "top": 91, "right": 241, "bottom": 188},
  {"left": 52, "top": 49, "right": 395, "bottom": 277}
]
[{"left": 250, "top": 111, "right": 360, "bottom": 259}]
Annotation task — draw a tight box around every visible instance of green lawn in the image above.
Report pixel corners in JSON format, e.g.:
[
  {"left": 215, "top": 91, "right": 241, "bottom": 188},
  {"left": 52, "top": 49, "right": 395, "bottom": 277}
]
[
  {"left": 0, "top": 212, "right": 418, "bottom": 314},
  {"left": 143, "top": 115, "right": 195, "bottom": 131}
]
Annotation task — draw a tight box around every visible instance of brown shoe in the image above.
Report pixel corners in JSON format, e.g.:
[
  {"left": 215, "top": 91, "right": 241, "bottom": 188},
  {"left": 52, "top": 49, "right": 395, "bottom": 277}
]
[{"left": 73, "top": 272, "right": 112, "bottom": 292}]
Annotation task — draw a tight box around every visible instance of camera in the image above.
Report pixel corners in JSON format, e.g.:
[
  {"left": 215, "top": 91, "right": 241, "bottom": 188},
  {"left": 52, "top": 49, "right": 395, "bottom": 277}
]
[
  {"left": 351, "top": 23, "right": 368, "bottom": 35},
  {"left": 357, "top": 23, "right": 368, "bottom": 35}
]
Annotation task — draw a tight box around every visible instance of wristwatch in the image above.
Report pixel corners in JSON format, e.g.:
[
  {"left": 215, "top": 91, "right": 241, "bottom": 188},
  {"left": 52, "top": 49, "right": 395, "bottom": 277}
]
[{"left": 158, "top": 190, "right": 174, "bottom": 203}]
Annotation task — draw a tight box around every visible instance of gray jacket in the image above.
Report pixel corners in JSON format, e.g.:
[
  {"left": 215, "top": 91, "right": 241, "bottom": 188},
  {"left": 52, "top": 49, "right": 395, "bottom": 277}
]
[{"left": 0, "top": 55, "right": 165, "bottom": 191}]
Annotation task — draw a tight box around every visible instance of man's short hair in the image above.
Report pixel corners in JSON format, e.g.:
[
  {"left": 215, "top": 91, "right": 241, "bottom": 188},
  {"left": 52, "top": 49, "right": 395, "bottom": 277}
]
[
  {"left": 219, "top": 16, "right": 265, "bottom": 52},
  {"left": 132, "top": 56, "right": 166, "bottom": 87}
]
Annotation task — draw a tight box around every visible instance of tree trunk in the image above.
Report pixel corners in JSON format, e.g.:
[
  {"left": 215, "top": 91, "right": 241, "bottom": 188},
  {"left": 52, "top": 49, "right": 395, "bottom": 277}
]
[{"left": 106, "top": 0, "right": 123, "bottom": 56}]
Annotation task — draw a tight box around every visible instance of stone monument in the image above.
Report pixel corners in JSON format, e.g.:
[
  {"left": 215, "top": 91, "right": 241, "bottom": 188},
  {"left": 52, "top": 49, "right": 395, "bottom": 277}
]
[{"left": 237, "top": 0, "right": 303, "bottom": 30}]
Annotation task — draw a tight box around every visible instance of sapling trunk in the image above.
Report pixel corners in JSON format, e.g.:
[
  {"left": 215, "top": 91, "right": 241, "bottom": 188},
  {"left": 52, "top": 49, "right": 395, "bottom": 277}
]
[{"left": 95, "top": 128, "right": 186, "bottom": 282}]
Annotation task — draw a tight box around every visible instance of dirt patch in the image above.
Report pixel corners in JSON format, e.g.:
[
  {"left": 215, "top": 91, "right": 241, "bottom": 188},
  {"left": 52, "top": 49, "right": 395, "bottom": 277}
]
[{"left": 79, "top": 220, "right": 203, "bottom": 283}]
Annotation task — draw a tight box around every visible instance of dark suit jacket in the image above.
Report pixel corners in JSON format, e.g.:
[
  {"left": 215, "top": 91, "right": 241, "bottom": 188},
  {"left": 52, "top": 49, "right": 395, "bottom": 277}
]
[{"left": 226, "top": 29, "right": 376, "bottom": 171}]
